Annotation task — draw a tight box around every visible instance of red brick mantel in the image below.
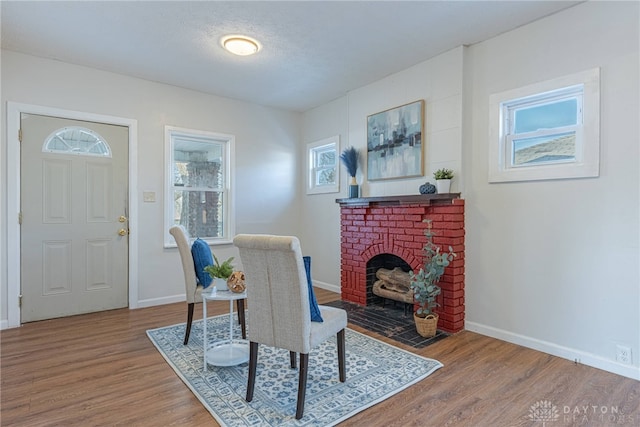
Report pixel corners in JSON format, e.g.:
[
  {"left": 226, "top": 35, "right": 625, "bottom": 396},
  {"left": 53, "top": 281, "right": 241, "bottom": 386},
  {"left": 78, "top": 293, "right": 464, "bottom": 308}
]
[{"left": 337, "top": 194, "right": 465, "bottom": 333}]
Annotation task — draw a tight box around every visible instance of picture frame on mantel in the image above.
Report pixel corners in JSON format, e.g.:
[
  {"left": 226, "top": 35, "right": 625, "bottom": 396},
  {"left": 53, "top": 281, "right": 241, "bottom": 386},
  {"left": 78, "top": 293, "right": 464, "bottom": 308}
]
[{"left": 366, "top": 100, "right": 424, "bottom": 181}]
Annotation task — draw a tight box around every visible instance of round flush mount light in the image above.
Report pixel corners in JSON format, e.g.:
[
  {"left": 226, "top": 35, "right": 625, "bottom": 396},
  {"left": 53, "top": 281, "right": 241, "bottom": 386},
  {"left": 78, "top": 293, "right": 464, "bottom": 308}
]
[{"left": 221, "top": 35, "right": 261, "bottom": 56}]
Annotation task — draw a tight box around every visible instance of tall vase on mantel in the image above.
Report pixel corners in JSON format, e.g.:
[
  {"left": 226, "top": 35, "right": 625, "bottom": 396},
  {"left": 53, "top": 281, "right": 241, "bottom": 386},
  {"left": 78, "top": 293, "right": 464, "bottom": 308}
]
[
  {"left": 348, "top": 176, "right": 359, "bottom": 198},
  {"left": 340, "top": 146, "right": 360, "bottom": 199}
]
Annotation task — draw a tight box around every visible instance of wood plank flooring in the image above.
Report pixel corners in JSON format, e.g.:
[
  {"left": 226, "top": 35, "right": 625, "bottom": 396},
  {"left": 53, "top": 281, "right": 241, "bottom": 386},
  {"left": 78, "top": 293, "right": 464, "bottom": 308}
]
[{"left": 2, "top": 288, "right": 638, "bottom": 426}]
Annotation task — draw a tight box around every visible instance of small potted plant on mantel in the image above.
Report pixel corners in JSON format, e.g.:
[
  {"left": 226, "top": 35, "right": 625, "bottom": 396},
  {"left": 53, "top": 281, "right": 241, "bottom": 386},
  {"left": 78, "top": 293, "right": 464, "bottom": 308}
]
[
  {"left": 410, "top": 220, "right": 456, "bottom": 337},
  {"left": 433, "top": 168, "right": 454, "bottom": 194},
  {"left": 204, "top": 254, "right": 235, "bottom": 291}
]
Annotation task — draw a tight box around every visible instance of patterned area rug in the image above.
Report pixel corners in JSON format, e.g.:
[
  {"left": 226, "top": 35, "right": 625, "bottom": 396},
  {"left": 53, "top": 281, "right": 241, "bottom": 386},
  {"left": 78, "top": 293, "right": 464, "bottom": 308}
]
[{"left": 147, "top": 315, "right": 442, "bottom": 426}]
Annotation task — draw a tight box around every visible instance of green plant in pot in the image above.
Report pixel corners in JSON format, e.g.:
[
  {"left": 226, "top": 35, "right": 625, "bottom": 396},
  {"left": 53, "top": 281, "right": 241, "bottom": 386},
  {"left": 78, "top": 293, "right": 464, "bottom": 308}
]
[
  {"left": 410, "top": 220, "right": 456, "bottom": 337},
  {"left": 433, "top": 168, "right": 454, "bottom": 194},
  {"left": 204, "top": 254, "right": 235, "bottom": 291}
]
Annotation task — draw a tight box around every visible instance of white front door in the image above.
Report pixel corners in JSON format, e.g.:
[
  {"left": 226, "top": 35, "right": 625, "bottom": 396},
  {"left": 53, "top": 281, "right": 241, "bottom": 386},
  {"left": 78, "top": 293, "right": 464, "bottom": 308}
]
[{"left": 20, "top": 114, "right": 129, "bottom": 322}]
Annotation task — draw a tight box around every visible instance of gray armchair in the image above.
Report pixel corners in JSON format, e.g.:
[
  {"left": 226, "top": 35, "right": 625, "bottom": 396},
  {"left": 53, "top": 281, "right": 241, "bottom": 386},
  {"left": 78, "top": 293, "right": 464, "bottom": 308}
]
[
  {"left": 170, "top": 225, "right": 245, "bottom": 345},
  {"left": 233, "top": 234, "right": 347, "bottom": 420}
]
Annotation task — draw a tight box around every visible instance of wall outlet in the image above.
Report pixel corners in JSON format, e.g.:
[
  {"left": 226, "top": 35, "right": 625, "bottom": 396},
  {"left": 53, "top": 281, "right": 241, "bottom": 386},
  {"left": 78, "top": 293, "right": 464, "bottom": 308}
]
[{"left": 616, "top": 345, "right": 632, "bottom": 364}]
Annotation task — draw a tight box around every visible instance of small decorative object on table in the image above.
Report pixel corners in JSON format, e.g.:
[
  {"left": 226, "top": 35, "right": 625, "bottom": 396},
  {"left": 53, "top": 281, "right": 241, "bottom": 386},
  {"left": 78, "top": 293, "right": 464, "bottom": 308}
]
[
  {"left": 340, "top": 146, "right": 360, "bottom": 198},
  {"left": 419, "top": 182, "right": 436, "bottom": 194},
  {"left": 204, "top": 254, "right": 235, "bottom": 291},
  {"left": 433, "top": 168, "right": 454, "bottom": 194},
  {"left": 227, "top": 271, "right": 246, "bottom": 293},
  {"left": 410, "top": 220, "right": 456, "bottom": 337}
]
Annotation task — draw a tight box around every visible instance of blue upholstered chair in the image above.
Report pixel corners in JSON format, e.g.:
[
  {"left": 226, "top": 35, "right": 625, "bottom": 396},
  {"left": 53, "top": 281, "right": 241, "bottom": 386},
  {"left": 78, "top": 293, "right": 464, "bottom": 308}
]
[{"left": 233, "top": 234, "right": 347, "bottom": 420}]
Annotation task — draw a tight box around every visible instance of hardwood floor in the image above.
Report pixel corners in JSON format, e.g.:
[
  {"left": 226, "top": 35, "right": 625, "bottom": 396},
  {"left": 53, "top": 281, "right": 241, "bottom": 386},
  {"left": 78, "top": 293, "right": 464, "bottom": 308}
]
[{"left": 2, "top": 288, "right": 638, "bottom": 426}]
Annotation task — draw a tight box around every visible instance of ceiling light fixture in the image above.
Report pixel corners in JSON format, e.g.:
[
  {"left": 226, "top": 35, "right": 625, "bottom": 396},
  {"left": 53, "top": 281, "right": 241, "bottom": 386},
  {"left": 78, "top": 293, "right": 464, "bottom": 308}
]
[{"left": 221, "top": 35, "right": 261, "bottom": 56}]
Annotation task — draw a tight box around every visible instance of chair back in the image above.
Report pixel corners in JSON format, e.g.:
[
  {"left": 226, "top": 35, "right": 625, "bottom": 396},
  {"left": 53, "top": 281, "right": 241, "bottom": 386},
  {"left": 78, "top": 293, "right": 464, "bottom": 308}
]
[
  {"left": 233, "top": 234, "right": 311, "bottom": 354},
  {"left": 169, "top": 225, "right": 199, "bottom": 304}
]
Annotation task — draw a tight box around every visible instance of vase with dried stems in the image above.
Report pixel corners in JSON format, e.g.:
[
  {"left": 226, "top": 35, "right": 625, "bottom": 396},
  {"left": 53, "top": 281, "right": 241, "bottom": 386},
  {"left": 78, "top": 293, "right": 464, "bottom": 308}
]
[{"left": 340, "top": 146, "right": 360, "bottom": 198}]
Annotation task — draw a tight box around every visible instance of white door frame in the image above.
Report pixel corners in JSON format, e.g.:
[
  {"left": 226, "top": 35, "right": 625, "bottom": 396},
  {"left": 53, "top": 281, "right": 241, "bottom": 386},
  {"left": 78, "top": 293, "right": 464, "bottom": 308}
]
[{"left": 6, "top": 102, "right": 139, "bottom": 328}]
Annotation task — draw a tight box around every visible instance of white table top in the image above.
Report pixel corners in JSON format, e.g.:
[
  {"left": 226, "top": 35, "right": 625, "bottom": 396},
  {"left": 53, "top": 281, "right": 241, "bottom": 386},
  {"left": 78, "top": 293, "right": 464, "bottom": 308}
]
[{"left": 202, "top": 287, "right": 247, "bottom": 301}]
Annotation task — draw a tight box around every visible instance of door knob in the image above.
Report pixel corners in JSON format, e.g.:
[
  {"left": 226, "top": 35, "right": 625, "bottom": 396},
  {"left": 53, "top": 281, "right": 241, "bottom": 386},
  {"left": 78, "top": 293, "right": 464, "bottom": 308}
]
[
  {"left": 118, "top": 229, "right": 129, "bottom": 236},
  {"left": 119, "top": 215, "right": 128, "bottom": 223}
]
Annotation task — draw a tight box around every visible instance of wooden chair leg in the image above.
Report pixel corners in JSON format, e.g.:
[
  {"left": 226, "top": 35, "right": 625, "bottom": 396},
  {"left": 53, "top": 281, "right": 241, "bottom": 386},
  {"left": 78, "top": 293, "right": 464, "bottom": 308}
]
[
  {"left": 290, "top": 351, "right": 297, "bottom": 369},
  {"left": 337, "top": 329, "right": 346, "bottom": 382},
  {"left": 296, "top": 353, "right": 309, "bottom": 420},
  {"left": 236, "top": 299, "right": 246, "bottom": 339},
  {"left": 246, "top": 342, "right": 259, "bottom": 402},
  {"left": 183, "top": 302, "right": 195, "bottom": 345}
]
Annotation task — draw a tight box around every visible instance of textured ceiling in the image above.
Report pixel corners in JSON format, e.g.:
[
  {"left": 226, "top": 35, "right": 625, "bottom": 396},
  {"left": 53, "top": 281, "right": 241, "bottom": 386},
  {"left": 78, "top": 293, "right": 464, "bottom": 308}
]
[{"left": 1, "top": 1, "right": 581, "bottom": 112}]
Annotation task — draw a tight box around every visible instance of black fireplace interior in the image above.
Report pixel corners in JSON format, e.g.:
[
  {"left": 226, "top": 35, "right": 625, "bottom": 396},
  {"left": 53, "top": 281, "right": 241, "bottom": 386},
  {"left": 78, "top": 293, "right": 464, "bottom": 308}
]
[{"left": 366, "top": 253, "right": 411, "bottom": 305}]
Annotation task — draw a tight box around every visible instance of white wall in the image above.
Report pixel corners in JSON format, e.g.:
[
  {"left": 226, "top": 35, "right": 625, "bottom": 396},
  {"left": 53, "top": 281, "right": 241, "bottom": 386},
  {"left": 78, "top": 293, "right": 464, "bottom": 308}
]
[
  {"left": 301, "top": 47, "right": 465, "bottom": 291},
  {"left": 0, "top": 51, "right": 302, "bottom": 321},
  {"left": 299, "top": 97, "right": 349, "bottom": 292},
  {"left": 352, "top": 46, "right": 465, "bottom": 198},
  {"left": 463, "top": 1, "right": 639, "bottom": 379},
  {"left": 302, "top": 2, "right": 639, "bottom": 379}
]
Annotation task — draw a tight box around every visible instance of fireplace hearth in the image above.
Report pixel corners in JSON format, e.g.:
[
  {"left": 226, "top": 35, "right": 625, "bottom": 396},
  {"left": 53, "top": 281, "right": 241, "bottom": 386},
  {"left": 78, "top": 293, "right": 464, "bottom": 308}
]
[
  {"left": 336, "top": 194, "right": 465, "bottom": 333},
  {"left": 324, "top": 299, "right": 449, "bottom": 348}
]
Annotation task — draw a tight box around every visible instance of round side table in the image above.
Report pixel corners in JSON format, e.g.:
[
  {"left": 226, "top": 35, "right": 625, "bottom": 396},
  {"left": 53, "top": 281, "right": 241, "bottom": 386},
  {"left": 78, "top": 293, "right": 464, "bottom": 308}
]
[{"left": 202, "top": 288, "right": 248, "bottom": 370}]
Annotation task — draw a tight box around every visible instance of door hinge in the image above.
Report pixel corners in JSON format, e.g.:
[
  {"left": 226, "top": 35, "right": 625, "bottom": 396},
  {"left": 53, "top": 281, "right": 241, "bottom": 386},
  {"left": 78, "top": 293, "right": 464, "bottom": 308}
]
[
  {"left": 18, "top": 211, "right": 22, "bottom": 225},
  {"left": 18, "top": 295, "right": 22, "bottom": 307},
  {"left": 18, "top": 128, "right": 22, "bottom": 143}
]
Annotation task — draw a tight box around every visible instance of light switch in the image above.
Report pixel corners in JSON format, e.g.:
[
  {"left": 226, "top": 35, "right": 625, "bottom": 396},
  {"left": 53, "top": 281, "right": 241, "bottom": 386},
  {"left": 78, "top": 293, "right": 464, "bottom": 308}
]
[{"left": 143, "top": 191, "right": 156, "bottom": 203}]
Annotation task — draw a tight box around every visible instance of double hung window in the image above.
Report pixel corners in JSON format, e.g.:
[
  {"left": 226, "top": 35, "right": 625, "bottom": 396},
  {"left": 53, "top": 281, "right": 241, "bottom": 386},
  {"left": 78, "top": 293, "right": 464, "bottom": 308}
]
[
  {"left": 307, "top": 136, "right": 339, "bottom": 194},
  {"left": 489, "top": 68, "right": 600, "bottom": 182},
  {"left": 165, "top": 126, "right": 234, "bottom": 246},
  {"left": 505, "top": 86, "right": 582, "bottom": 167}
]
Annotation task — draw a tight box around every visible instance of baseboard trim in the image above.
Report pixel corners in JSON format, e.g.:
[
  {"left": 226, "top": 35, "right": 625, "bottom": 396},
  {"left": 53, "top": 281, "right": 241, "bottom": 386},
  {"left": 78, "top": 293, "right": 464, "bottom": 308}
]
[
  {"left": 137, "top": 294, "right": 186, "bottom": 308},
  {"left": 0, "top": 297, "right": 185, "bottom": 329},
  {"left": 312, "top": 280, "right": 340, "bottom": 294},
  {"left": 466, "top": 321, "right": 640, "bottom": 380},
  {"left": 138, "top": 283, "right": 341, "bottom": 309}
]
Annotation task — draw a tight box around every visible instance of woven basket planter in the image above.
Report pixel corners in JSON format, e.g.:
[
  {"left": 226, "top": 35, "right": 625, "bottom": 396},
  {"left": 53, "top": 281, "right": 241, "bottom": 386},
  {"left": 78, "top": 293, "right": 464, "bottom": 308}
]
[{"left": 414, "top": 313, "right": 438, "bottom": 338}]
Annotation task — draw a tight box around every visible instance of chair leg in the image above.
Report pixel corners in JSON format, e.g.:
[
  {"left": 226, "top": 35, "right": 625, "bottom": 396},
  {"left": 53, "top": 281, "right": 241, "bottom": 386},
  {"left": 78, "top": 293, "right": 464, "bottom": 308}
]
[
  {"left": 337, "top": 329, "right": 346, "bottom": 382},
  {"left": 296, "top": 353, "right": 309, "bottom": 420},
  {"left": 184, "top": 303, "right": 195, "bottom": 345},
  {"left": 246, "top": 341, "right": 259, "bottom": 402},
  {"left": 236, "top": 299, "right": 246, "bottom": 339},
  {"left": 290, "top": 351, "right": 297, "bottom": 369}
]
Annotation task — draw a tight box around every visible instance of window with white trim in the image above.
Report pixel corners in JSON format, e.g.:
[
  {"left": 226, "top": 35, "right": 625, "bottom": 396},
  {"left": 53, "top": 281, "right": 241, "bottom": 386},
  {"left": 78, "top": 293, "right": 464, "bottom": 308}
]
[
  {"left": 489, "top": 68, "right": 600, "bottom": 182},
  {"left": 164, "top": 126, "right": 235, "bottom": 246},
  {"left": 306, "top": 135, "right": 339, "bottom": 194}
]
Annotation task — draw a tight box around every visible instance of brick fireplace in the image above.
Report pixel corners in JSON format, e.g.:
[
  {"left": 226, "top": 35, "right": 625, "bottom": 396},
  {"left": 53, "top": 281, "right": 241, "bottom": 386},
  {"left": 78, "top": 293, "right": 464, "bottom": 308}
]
[{"left": 337, "top": 195, "right": 465, "bottom": 333}]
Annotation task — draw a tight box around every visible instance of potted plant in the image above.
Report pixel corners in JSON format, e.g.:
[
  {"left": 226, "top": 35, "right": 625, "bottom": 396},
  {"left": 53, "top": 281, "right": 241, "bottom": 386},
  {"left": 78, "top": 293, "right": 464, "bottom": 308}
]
[
  {"left": 340, "top": 146, "right": 360, "bottom": 198},
  {"left": 410, "top": 220, "right": 456, "bottom": 337},
  {"left": 433, "top": 168, "right": 454, "bottom": 194},
  {"left": 204, "top": 254, "right": 235, "bottom": 291}
]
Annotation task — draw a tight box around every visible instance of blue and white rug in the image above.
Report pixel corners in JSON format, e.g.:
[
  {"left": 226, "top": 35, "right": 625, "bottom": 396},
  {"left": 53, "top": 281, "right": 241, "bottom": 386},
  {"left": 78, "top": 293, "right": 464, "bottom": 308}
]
[{"left": 147, "top": 315, "right": 442, "bottom": 426}]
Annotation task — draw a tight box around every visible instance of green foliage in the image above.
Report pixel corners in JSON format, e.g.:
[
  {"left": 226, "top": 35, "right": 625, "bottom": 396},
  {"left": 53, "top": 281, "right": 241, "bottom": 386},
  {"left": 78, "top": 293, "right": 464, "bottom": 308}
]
[
  {"left": 410, "top": 220, "right": 456, "bottom": 317},
  {"left": 340, "top": 146, "right": 359, "bottom": 177},
  {"left": 204, "top": 254, "right": 235, "bottom": 279},
  {"left": 433, "top": 168, "right": 454, "bottom": 180}
]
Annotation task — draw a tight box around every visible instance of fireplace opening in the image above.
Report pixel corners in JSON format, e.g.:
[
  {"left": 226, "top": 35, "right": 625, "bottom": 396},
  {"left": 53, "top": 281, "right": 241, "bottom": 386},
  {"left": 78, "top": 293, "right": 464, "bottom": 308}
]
[{"left": 367, "top": 254, "right": 413, "bottom": 310}]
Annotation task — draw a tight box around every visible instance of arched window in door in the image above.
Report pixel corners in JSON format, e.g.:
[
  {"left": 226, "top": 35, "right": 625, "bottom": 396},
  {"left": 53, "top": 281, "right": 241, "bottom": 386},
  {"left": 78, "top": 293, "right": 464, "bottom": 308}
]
[{"left": 43, "top": 126, "right": 112, "bottom": 157}]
